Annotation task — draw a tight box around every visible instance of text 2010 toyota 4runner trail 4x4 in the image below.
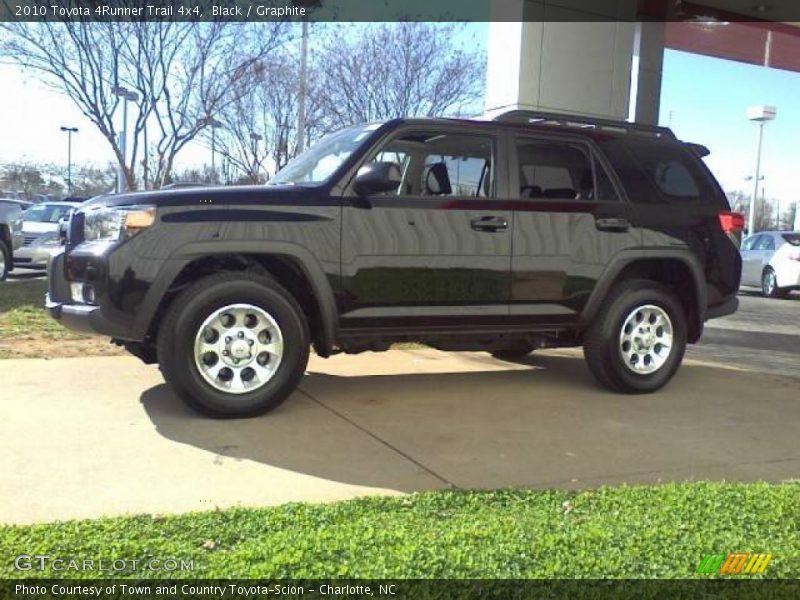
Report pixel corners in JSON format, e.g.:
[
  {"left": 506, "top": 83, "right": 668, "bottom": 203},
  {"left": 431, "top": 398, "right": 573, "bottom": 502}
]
[{"left": 47, "top": 111, "right": 742, "bottom": 417}]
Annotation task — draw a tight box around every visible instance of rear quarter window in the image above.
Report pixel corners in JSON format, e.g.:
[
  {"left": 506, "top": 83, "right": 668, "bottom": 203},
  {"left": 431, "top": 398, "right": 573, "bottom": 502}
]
[
  {"left": 782, "top": 233, "right": 800, "bottom": 247},
  {"left": 599, "top": 138, "right": 725, "bottom": 206}
]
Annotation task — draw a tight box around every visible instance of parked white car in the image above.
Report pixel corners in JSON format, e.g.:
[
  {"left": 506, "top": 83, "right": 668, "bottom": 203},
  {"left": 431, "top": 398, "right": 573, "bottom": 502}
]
[
  {"left": 740, "top": 231, "right": 800, "bottom": 298},
  {"left": 13, "top": 201, "right": 81, "bottom": 269}
]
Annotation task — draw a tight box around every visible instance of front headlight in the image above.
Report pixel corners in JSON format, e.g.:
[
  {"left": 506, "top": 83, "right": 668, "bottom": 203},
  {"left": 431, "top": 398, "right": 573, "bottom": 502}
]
[{"left": 83, "top": 205, "right": 156, "bottom": 242}]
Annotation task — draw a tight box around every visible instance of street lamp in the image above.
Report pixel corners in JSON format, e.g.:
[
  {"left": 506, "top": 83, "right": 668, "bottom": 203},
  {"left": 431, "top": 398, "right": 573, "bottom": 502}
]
[
  {"left": 112, "top": 85, "right": 139, "bottom": 193},
  {"left": 60, "top": 126, "right": 78, "bottom": 195},
  {"left": 746, "top": 105, "right": 776, "bottom": 235}
]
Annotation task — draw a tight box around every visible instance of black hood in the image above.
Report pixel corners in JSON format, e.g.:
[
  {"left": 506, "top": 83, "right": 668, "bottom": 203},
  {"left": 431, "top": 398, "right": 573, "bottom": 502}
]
[{"left": 79, "top": 184, "right": 314, "bottom": 211}]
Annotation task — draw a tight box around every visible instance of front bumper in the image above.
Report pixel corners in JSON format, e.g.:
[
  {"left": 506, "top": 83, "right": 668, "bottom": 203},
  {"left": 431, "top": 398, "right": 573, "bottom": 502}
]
[{"left": 46, "top": 250, "right": 132, "bottom": 338}]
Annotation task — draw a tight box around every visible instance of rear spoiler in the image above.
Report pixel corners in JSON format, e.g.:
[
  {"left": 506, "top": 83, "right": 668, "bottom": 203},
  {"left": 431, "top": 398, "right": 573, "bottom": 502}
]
[{"left": 685, "top": 142, "right": 710, "bottom": 158}]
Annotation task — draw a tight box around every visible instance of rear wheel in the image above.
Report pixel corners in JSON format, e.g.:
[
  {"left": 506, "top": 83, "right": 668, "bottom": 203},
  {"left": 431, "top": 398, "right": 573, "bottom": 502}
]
[
  {"left": 0, "top": 238, "right": 9, "bottom": 281},
  {"left": 583, "top": 280, "right": 687, "bottom": 394},
  {"left": 157, "top": 272, "right": 310, "bottom": 418},
  {"left": 761, "top": 267, "right": 787, "bottom": 298}
]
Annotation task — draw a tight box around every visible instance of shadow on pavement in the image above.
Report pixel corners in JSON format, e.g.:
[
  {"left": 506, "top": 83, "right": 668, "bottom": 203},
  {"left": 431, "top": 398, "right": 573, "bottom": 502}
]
[{"left": 139, "top": 353, "right": 800, "bottom": 491}]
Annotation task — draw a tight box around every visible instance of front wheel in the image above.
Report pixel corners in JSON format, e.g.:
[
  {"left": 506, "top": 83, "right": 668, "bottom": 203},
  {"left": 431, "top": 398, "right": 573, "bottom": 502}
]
[
  {"left": 157, "top": 272, "right": 310, "bottom": 418},
  {"left": 583, "top": 280, "right": 687, "bottom": 394}
]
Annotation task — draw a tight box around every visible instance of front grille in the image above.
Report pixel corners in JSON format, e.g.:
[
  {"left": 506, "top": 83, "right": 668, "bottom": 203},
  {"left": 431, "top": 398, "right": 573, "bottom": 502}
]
[{"left": 22, "top": 235, "right": 39, "bottom": 247}]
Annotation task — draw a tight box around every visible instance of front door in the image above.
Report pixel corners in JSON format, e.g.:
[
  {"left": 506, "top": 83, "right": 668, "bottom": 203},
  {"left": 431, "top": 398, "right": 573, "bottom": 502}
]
[{"left": 340, "top": 128, "right": 512, "bottom": 328}]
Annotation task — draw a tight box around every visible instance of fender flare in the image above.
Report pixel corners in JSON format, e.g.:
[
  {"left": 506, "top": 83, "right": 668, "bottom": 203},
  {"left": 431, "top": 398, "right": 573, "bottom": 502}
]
[
  {"left": 580, "top": 248, "right": 707, "bottom": 339},
  {"left": 132, "top": 240, "right": 339, "bottom": 355}
]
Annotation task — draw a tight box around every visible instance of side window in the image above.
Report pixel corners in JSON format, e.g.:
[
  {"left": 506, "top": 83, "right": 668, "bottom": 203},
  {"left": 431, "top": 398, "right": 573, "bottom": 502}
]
[
  {"left": 756, "top": 235, "right": 775, "bottom": 251},
  {"left": 516, "top": 139, "right": 607, "bottom": 201},
  {"left": 741, "top": 236, "right": 759, "bottom": 252},
  {"left": 652, "top": 161, "right": 700, "bottom": 197},
  {"left": 370, "top": 132, "right": 494, "bottom": 198},
  {"left": 622, "top": 140, "right": 714, "bottom": 202}
]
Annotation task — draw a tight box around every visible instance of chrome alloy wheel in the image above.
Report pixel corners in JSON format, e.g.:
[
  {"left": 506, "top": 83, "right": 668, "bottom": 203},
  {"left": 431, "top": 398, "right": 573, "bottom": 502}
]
[
  {"left": 0, "top": 248, "right": 6, "bottom": 277},
  {"left": 619, "top": 304, "right": 673, "bottom": 375},
  {"left": 193, "top": 303, "right": 284, "bottom": 394}
]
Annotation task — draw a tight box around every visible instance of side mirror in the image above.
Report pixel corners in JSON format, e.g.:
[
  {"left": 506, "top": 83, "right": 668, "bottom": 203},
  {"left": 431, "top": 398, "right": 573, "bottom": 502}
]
[{"left": 353, "top": 162, "right": 402, "bottom": 197}]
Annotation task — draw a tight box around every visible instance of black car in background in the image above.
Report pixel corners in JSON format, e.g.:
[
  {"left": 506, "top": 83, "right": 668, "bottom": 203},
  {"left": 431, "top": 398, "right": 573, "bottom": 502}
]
[{"left": 46, "top": 112, "right": 742, "bottom": 417}]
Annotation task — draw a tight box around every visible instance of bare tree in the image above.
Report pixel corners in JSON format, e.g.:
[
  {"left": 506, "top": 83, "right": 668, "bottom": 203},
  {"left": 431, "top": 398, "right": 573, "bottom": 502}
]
[
  {"left": 206, "top": 53, "right": 324, "bottom": 183},
  {"left": 728, "top": 189, "right": 775, "bottom": 234},
  {"left": 1, "top": 18, "right": 287, "bottom": 190},
  {"left": 314, "top": 22, "right": 485, "bottom": 129},
  {"left": 0, "top": 162, "right": 62, "bottom": 198}
]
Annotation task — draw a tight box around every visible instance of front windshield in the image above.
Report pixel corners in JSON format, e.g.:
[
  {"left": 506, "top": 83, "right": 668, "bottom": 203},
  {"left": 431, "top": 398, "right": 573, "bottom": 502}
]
[
  {"left": 23, "top": 204, "right": 74, "bottom": 223},
  {"left": 269, "top": 124, "right": 382, "bottom": 186}
]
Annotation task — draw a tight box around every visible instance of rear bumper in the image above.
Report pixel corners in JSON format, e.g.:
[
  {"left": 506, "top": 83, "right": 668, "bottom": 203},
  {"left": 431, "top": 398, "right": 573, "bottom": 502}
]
[{"left": 705, "top": 295, "right": 738, "bottom": 320}]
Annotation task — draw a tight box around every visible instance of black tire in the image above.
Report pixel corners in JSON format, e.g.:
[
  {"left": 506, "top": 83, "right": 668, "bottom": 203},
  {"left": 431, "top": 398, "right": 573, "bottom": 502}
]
[
  {"left": 490, "top": 343, "right": 535, "bottom": 360},
  {"left": 583, "top": 279, "right": 687, "bottom": 394},
  {"left": 761, "top": 267, "right": 787, "bottom": 299},
  {"left": 157, "top": 272, "right": 310, "bottom": 418},
  {"left": 0, "top": 238, "right": 9, "bottom": 281}
]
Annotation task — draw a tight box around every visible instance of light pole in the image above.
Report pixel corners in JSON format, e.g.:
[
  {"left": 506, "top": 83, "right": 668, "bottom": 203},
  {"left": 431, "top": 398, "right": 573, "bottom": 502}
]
[
  {"left": 292, "top": 1, "right": 320, "bottom": 154},
  {"left": 60, "top": 126, "right": 78, "bottom": 195},
  {"left": 746, "top": 105, "right": 776, "bottom": 235},
  {"left": 250, "top": 133, "right": 263, "bottom": 182},
  {"left": 112, "top": 85, "right": 139, "bottom": 193},
  {"left": 207, "top": 118, "right": 223, "bottom": 177}
]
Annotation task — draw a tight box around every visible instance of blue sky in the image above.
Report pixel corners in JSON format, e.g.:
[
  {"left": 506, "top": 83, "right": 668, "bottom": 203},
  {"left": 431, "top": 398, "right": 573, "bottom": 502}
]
[
  {"left": 660, "top": 49, "right": 800, "bottom": 206},
  {"left": 1, "top": 23, "right": 798, "bottom": 208}
]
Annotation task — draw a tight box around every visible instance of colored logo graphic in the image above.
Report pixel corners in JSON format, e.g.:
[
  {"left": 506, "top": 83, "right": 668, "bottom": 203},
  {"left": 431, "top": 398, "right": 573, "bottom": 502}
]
[{"left": 696, "top": 553, "right": 772, "bottom": 575}]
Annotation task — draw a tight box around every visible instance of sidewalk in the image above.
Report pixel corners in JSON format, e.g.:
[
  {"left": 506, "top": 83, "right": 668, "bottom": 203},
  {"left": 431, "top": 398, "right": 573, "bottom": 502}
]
[{"left": 1, "top": 348, "right": 798, "bottom": 524}]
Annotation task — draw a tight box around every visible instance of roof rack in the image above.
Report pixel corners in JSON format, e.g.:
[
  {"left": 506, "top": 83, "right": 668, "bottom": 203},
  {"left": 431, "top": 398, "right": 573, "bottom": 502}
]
[{"left": 492, "top": 109, "right": 676, "bottom": 140}]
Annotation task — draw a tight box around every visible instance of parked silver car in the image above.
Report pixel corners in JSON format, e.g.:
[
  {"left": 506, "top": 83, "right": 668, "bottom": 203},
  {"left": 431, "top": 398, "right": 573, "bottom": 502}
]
[
  {"left": 740, "top": 231, "right": 800, "bottom": 298},
  {"left": 13, "top": 201, "right": 81, "bottom": 269}
]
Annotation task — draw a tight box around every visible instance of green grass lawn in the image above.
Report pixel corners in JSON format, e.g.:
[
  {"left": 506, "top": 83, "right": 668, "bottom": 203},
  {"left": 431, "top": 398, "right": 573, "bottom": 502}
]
[
  {"left": 2, "top": 483, "right": 797, "bottom": 579},
  {"left": 0, "top": 279, "right": 79, "bottom": 339},
  {"left": 0, "top": 279, "right": 126, "bottom": 358}
]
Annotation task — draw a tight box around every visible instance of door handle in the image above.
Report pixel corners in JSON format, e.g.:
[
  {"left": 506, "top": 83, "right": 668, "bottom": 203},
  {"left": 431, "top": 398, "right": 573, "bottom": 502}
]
[
  {"left": 595, "top": 216, "right": 630, "bottom": 233},
  {"left": 471, "top": 216, "right": 508, "bottom": 233}
]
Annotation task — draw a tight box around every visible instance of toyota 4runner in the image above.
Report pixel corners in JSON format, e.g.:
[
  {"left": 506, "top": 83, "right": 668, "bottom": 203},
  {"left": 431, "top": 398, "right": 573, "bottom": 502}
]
[{"left": 46, "top": 111, "right": 742, "bottom": 417}]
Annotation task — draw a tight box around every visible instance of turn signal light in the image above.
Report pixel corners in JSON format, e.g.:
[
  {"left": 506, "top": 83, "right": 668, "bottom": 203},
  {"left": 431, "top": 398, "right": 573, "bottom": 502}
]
[
  {"left": 718, "top": 211, "right": 745, "bottom": 234},
  {"left": 124, "top": 208, "right": 156, "bottom": 235}
]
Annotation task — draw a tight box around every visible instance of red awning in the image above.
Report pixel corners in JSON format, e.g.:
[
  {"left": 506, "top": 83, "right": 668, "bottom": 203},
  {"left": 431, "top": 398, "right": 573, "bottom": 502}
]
[{"left": 666, "top": 20, "right": 800, "bottom": 73}]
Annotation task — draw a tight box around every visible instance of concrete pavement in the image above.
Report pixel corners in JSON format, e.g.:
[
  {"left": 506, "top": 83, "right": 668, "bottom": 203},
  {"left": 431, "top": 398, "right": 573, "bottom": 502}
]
[{"left": 2, "top": 348, "right": 799, "bottom": 524}]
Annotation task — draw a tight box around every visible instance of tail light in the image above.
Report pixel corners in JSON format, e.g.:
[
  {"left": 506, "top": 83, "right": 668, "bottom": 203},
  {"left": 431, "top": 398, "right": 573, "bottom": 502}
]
[{"left": 718, "top": 211, "right": 745, "bottom": 234}]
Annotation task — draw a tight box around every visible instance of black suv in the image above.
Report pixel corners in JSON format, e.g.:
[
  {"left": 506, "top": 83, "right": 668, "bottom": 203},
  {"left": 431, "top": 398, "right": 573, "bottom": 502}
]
[{"left": 47, "top": 111, "right": 742, "bottom": 417}]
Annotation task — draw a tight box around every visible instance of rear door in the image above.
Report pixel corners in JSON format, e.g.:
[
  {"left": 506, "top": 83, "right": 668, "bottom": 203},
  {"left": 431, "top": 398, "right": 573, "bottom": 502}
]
[
  {"left": 340, "top": 126, "right": 512, "bottom": 328},
  {"left": 508, "top": 134, "right": 640, "bottom": 321}
]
